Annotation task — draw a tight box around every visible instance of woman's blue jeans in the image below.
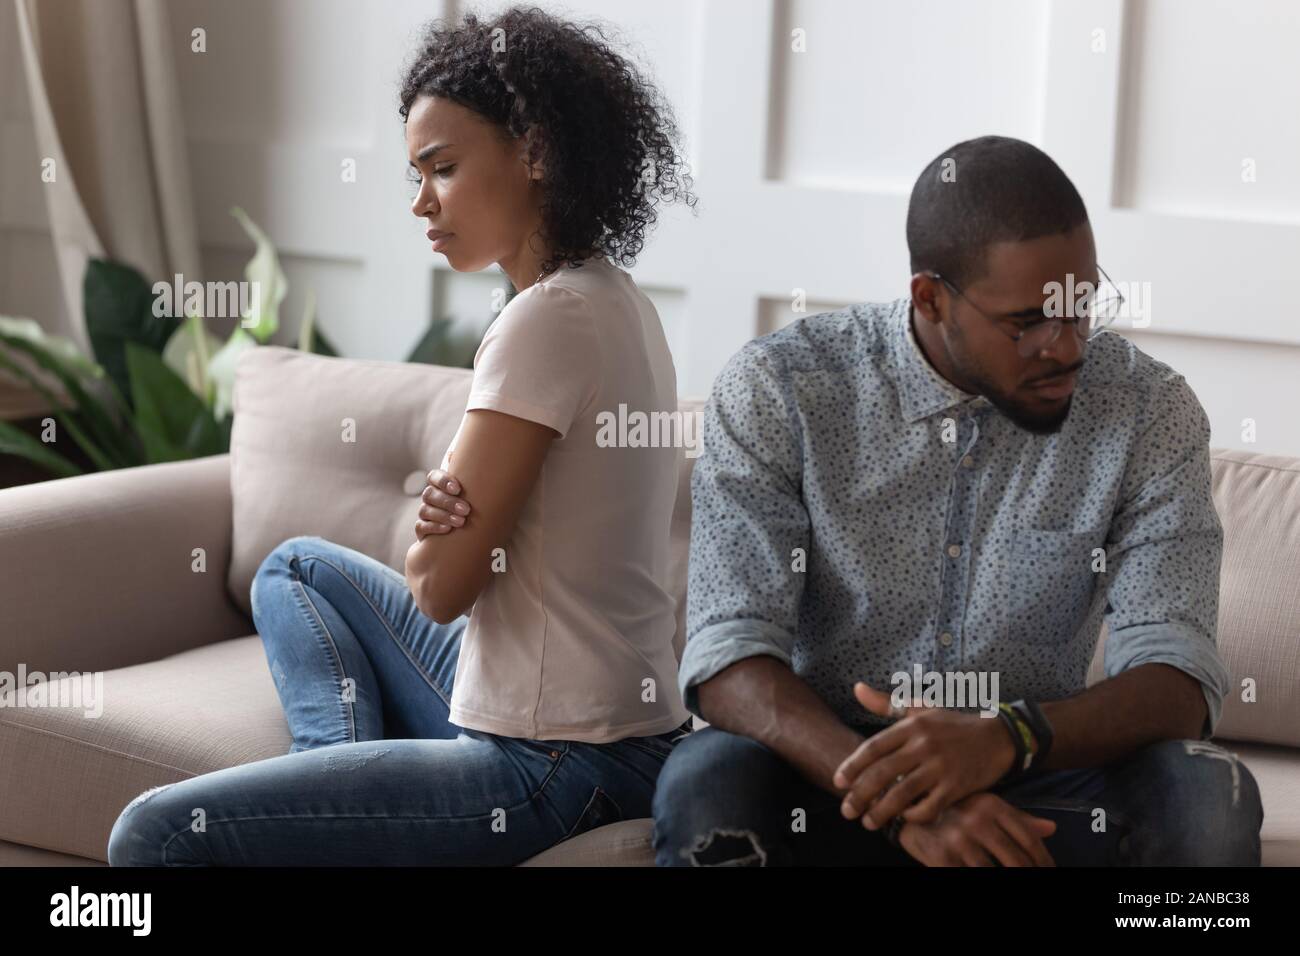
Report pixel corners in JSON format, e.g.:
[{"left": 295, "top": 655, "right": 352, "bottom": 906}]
[{"left": 107, "top": 535, "right": 688, "bottom": 866}]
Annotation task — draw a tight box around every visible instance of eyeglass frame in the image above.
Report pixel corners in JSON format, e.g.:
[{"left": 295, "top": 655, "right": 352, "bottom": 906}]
[{"left": 927, "top": 265, "right": 1125, "bottom": 355}]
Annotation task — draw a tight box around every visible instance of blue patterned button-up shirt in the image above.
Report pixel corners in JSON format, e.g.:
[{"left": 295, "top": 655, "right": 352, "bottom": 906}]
[{"left": 680, "top": 297, "right": 1228, "bottom": 739}]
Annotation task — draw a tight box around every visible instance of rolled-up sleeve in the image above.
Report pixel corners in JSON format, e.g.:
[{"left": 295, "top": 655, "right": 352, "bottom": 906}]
[
  {"left": 1102, "top": 374, "right": 1230, "bottom": 739},
  {"left": 679, "top": 343, "right": 810, "bottom": 718}
]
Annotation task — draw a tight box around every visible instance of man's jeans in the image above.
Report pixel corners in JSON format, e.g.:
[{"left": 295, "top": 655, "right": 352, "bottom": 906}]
[
  {"left": 651, "top": 725, "right": 1263, "bottom": 866},
  {"left": 108, "top": 536, "right": 688, "bottom": 866}
]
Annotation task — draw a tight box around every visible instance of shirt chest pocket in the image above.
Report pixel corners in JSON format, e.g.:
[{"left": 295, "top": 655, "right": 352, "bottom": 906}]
[{"left": 1006, "top": 528, "right": 1102, "bottom": 644}]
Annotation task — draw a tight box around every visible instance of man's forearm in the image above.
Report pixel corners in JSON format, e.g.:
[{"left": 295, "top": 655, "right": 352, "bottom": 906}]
[
  {"left": 695, "top": 655, "right": 864, "bottom": 796},
  {"left": 1038, "top": 663, "right": 1209, "bottom": 771}
]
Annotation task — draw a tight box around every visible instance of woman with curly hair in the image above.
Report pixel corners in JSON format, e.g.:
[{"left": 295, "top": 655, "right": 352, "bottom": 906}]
[{"left": 108, "top": 5, "right": 697, "bottom": 866}]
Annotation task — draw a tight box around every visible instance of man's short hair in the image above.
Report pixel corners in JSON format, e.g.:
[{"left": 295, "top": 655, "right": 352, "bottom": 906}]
[{"left": 906, "top": 136, "right": 1089, "bottom": 288}]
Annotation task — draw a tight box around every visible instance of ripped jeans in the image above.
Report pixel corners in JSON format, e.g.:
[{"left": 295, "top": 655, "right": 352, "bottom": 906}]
[
  {"left": 651, "top": 726, "right": 1263, "bottom": 866},
  {"left": 107, "top": 535, "right": 690, "bottom": 866}
]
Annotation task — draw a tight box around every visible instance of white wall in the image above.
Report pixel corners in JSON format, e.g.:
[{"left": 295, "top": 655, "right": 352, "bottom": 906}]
[
  {"left": 3, "top": 0, "right": 1298, "bottom": 455},
  {"left": 0, "top": 0, "right": 68, "bottom": 344}
]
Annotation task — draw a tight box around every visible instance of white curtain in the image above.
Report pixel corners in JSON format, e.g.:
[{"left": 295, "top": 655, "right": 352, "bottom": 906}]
[{"left": 1, "top": 0, "right": 201, "bottom": 419}]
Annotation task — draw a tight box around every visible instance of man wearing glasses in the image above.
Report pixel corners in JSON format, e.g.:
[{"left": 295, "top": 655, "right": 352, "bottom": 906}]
[{"left": 654, "top": 135, "right": 1262, "bottom": 866}]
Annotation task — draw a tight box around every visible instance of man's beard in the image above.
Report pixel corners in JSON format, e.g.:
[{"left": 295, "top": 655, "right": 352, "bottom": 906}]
[
  {"left": 987, "top": 390, "right": 1074, "bottom": 435},
  {"left": 943, "top": 328, "right": 1077, "bottom": 436}
]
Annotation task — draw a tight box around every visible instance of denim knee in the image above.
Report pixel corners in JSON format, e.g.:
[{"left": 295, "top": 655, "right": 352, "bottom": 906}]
[
  {"left": 257, "top": 535, "right": 328, "bottom": 577},
  {"left": 251, "top": 535, "right": 327, "bottom": 621},
  {"left": 107, "top": 783, "right": 187, "bottom": 867},
  {"left": 650, "top": 727, "right": 796, "bottom": 866},
  {"left": 1124, "top": 740, "right": 1263, "bottom": 866}
]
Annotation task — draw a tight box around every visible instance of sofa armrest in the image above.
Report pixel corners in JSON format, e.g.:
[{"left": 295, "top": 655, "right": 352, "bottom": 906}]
[{"left": 0, "top": 454, "right": 252, "bottom": 675}]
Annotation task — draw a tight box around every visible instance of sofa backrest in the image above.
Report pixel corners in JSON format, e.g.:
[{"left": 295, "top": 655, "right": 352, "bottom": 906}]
[
  {"left": 1201, "top": 450, "right": 1300, "bottom": 745},
  {"left": 231, "top": 347, "right": 1298, "bottom": 746},
  {"left": 1085, "top": 449, "right": 1300, "bottom": 746}
]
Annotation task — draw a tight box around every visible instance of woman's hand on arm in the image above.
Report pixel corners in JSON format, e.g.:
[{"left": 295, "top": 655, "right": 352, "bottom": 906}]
[
  {"left": 415, "top": 468, "right": 471, "bottom": 540},
  {"left": 404, "top": 409, "right": 557, "bottom": 623}
]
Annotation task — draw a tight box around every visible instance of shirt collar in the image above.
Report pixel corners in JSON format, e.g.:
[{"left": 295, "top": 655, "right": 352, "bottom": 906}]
[{"left": 892, "top": 297, "right": 993, "bottom": 424}]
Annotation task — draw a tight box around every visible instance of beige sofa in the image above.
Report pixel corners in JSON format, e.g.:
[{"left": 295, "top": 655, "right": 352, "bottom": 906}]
[{"left": 1, "top": 346, "right": 1297, "bottom": 866}]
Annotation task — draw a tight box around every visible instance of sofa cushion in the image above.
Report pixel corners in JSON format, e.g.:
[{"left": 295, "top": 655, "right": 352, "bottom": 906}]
[
  {"left": 0, "top": 635, "right": 292, "bottom": 860},
  {"left": 519, "top": 819, "right": 654, "bottom": 866},
  {"left": 227, "top": 347, "right": 472, "bottom": 624}
]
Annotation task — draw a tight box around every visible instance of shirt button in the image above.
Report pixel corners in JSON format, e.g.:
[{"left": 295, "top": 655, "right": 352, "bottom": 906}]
[
  {"left": 947, "top": 544, "right": 961, "bottom": 558},
  {"left": 961, "top": 455, "right": 974, "bottom": 468},
  {"left": 939, "top": 632, "right": 954, "bottom": 646}
]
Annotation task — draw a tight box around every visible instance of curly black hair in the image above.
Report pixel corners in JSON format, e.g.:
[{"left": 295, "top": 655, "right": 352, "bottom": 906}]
[{"left": 398, "top": 5, "right": 698, "bottom": 278}]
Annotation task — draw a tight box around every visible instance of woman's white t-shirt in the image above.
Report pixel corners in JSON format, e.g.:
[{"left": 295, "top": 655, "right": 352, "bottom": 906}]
[{"left": 440, "top": 255, "right": 690, "bottom": 743}]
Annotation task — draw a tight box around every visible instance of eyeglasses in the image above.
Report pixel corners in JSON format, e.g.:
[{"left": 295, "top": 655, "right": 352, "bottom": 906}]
[{"left": 930, "top": 266, "right": 1125, "bottom": 358}]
